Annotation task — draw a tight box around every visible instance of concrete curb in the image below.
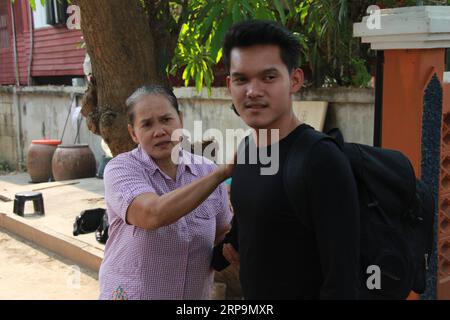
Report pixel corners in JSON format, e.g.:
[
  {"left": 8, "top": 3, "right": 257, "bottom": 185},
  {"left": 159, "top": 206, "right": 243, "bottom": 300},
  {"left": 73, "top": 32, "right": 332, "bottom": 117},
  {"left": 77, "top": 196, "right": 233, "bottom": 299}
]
[{"left": 0, "top": 212, "right": 102, "bottom": 272}]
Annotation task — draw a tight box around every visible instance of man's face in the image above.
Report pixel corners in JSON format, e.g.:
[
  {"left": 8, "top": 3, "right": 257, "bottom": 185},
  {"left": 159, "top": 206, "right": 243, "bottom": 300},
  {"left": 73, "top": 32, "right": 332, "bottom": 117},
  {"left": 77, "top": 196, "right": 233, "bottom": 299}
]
[
  {"left": 128, "top": 94, "right": 182, "bottom": 161},
  {"left": 226, "top": 45, "right": 303, "bottom": 130}
]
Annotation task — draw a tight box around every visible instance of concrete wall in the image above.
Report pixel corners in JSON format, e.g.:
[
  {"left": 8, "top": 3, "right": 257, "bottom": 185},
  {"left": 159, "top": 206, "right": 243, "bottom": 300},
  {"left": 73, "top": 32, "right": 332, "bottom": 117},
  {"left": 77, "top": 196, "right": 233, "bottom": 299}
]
[
  {"left": 0, "top": 85, "right": 375, "bottom": 169},
  {"left": 299, "top": 87, "right": 375, "bottom": 145},
  {"left": 0, "top": 89, "right": 17, "bottom": 167},
  {"left": 175, "top": 86, "right": 375, "bottom": 163},
  {"left": 0, "top": 86, "right": 105, "bottom": 170}
]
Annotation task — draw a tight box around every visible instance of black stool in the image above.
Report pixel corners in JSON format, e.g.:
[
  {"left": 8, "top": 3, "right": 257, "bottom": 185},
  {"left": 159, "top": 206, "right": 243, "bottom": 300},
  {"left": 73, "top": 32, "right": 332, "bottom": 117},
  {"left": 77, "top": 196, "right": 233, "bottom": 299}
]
[{"left": 13, "top": 192, "right": 45, "bottom": 217}]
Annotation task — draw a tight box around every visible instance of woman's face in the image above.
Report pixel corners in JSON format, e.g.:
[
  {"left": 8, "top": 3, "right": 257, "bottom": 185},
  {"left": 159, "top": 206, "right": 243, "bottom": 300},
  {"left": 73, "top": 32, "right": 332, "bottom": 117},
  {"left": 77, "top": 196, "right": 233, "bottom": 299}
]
[{"left": 128, "top": 94, "right": 182, "bottom": 162}]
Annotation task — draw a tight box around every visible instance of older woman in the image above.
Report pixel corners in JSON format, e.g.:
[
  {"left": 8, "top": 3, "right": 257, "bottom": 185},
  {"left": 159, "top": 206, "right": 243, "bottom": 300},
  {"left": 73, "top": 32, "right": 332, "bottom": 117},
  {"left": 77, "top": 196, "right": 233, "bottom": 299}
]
[{"left": 99, "top": 85, "right": 232, "bottom": 300}]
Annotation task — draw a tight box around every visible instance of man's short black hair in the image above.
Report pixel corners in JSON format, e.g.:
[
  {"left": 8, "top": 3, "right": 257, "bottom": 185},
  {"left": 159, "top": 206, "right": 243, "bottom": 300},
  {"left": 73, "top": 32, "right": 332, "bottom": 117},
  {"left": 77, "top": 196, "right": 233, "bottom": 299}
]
[{"left": 222, "top": 20, "right": 301, "bottom": 73}]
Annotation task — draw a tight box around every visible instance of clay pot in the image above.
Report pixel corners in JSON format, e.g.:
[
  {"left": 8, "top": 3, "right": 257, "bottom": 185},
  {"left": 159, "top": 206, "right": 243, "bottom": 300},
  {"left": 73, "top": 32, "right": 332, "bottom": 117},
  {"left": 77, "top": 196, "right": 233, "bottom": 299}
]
[
  {"left": 52, "top": 144, "right": 96, "bottom": 181},
  {"left": 27, "top": 140, "right": 61, "bottom": 183}
]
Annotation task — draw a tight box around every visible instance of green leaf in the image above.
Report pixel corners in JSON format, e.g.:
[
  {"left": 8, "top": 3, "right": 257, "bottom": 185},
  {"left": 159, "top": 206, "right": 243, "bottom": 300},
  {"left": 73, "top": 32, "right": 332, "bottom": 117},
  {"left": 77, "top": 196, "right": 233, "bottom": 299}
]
[
  {"left": 232, "top": 2, "right": 243, "bottom": 23},
  {"left": 204, "top": 69, "right": 212, "bottom": 87},
  {"left": 182, "top": 64, "right": 192, "bottom": 86},
  {"left": 254, "top": 4, "right": 275, "bottom": 20},
  {"left": 338, "top": 0, "right": 348, "bottom": 25},
  {"left": 308, "top": 19, "right": 315, "bottom": 34},
  {"left": 199, "top": 4, "right": 223, "bottom": 41},
  {"left": 29, "top": 0, "right": 36, "bottom": 11},
  {"left": 204, "top": 69, "right": 213, "bottom": 96},
  {"left": 195, "top": 67, "right": 204, "bottom": 93},
  {"left": 179, "top": 23, "right": 189, "bottom": 38},
  {"left": 202, "top": 60, "right": 208, "bottom": 71},
  {"left": 241, "top": 0, "right": 253, "bottom": 12},
  {"left": 351, "top": 58, "right": 372, "bottom": 87},
  {"left": 319, "top": 21, "right": 328, "bottom": 39},
  {"left": 273, "top": 0, "right": 286, "bottom": 25},
  {"left": 190, "top": 62, "right": 195, "bottom": 78},
  {"left": 215, "top": 49, "right": 223, "bottom": 64},
  {"left": 300, "top": 6, "right": 308, "bottom": 24},
  {"left": 209, "top": 14, "right": 233, "bottom": 63},
  {"left": 195, "top": 1, "right": 215, "bottom": 25},
  {"left": 169, "top": 64, "right": 178, "bottom": 76}
]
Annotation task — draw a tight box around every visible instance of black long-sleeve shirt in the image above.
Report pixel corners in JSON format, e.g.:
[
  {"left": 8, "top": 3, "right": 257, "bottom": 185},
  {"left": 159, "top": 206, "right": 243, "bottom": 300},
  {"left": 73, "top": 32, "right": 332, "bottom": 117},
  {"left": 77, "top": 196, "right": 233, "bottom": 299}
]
[{"left": 213, "top": 124, "right": 360, "bottom": 299}]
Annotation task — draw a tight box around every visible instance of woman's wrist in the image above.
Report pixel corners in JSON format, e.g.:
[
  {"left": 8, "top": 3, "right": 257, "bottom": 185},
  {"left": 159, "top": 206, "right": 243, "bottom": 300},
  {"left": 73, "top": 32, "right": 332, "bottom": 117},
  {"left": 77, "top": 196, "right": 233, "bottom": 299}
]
[{"left": 214, "top": 165, "right": 229, "bottom": 183}]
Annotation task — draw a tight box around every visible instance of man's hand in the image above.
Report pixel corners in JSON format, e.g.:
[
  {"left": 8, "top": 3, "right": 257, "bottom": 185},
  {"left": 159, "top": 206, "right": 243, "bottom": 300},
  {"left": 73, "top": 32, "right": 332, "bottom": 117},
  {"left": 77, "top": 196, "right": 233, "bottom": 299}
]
[{"left": 223, "top": 243, "right": 240, "bottom": 268}]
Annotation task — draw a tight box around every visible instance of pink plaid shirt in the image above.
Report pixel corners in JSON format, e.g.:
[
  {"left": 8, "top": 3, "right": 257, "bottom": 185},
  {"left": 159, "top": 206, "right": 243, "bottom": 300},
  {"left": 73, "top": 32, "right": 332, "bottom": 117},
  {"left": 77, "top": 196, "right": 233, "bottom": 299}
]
[{"left": 99, "top": 145, "right": 232, "bottom": 300}]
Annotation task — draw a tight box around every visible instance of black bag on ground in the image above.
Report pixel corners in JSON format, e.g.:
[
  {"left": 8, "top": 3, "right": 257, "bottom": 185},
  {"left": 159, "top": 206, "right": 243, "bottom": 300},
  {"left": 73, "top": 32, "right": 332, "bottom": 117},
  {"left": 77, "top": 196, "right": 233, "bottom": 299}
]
[
  {"left": 95, "top": 210, "right": 109, "bottom": 244},
  {"left": 284, "top": 126, "right": 435, "bottom": 300},
  {"left": 73, "top": 208, "right": 106, "bottom": 235}
]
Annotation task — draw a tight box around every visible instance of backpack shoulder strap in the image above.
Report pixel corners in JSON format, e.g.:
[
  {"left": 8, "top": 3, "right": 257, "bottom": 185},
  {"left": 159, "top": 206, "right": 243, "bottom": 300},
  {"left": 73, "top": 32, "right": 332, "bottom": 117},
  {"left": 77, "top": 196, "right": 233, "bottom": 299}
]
[{"left": 283, "top": 127, "right": 338, "bottom": 227}]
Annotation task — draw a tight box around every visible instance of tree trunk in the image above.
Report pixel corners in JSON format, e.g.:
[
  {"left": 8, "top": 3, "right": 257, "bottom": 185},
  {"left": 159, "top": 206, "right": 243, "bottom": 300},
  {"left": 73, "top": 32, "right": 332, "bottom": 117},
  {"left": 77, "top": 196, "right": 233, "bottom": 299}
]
[{"left": 76, "top": 0, "right": 164, "bottom": 156}]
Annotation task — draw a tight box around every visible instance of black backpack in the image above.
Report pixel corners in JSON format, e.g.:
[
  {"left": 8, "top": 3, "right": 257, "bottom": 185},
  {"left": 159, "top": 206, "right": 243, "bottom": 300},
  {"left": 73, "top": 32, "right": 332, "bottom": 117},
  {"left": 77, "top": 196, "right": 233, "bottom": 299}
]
[{"left": 283, "top": 126, "right": 435, "bottom": 300}]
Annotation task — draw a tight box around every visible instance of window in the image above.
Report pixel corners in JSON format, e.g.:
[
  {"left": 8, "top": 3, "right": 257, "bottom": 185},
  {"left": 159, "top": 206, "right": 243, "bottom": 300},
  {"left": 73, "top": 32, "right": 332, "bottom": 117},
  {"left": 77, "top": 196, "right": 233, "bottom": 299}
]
[
  {"left": 0, "top": 13, "right": 8, "bottom": 49},
  {"left": 45, "top": 0, "right": 68, "bottom": 26},
  {"left": 33, "top": 0, "right": 49, "bottom": 29},
  {"left": 34, "top": 0, "right": 69, "bottom": 29}
]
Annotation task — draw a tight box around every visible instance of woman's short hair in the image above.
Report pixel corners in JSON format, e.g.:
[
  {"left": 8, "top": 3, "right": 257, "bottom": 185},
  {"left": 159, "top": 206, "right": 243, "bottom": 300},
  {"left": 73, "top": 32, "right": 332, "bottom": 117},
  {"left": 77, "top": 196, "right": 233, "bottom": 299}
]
[{"left": 126, "top": 85, "right": 179, "bottom": 125}]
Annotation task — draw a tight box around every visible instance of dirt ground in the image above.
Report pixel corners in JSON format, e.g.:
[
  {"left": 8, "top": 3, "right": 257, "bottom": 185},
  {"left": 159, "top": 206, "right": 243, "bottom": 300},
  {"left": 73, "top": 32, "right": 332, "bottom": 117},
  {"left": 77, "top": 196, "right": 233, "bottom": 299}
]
[
  {"left": 0, "top": 172, "right": 236, "bottom": 300},
  {"left": 0, "top": 227, "right": 99, "bottom": 300}
]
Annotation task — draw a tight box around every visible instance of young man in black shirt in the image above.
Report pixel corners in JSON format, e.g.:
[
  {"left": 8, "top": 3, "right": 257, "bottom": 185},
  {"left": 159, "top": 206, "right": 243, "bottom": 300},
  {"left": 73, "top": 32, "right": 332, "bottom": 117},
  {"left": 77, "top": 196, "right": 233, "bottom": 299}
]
[{"left": 215, "top": 20, "right": 360, "bottom": 299}]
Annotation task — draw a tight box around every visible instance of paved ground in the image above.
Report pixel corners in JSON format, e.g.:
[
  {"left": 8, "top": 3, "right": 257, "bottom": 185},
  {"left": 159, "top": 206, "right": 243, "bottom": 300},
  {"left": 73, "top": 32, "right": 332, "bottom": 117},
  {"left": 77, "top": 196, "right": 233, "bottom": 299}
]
[{"left": 0, "top": 227, "right": 99, "bottom": 300}]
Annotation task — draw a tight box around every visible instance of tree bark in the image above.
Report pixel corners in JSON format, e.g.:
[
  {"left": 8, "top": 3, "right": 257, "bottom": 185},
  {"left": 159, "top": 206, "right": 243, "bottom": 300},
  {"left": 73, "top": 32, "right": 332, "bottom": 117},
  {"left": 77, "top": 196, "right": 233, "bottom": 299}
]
[
  {"left": 76, "top": 0, "right": 163, "bottom": 156},
  {"left": 145, "top": 0, "right": 188, "bottom": 82}
]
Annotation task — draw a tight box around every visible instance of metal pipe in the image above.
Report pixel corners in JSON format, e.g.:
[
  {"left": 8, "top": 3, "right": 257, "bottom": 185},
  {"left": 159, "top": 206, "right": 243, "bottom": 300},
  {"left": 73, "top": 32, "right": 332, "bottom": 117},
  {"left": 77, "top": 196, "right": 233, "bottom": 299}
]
[
  {"left": 12, "top": 87, "right": 24, "bottom": 170},
  {"left": 27, "top": 3, "right": 34, "bottom": 85},
  {"left": 10, "top": 1, "right": 19, "bottom": 86}
]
